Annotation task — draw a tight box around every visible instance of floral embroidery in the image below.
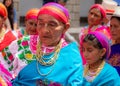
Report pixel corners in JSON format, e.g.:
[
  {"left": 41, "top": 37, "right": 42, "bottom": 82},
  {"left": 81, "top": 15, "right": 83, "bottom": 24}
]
[
  {"left": 16, "top": 36, "right": 36, "bottom": 64},
  {"left": 1, "top": 48, "right": 14, "bottom": 71},
  {"left": 25, "top": 53, "right": 33, "bottom": 60},
  {"left": 108, "top": 53, "right": 120, "bottom": 66},
  {"left": 36, "top": 79, "right": 62, "bottom": 86},
  {"left": 30, "top": 35, "right": 38, "bottom": 54},
  {"left": 21, "top": 41, "right": 28, "bottom": 46}
]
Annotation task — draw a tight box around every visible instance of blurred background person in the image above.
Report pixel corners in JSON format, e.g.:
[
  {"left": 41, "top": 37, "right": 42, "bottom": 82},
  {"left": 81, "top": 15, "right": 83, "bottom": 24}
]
[
  {"left": 102, "top": 0, "right": 117, "bottom": 27},
  {"left": 16, "top": 8, "right": 39, "bottom": 38},
  {"left": 0, "top": 2, "right": 16, "bottom": 81},
  {"left": 3, "top": 0, "right": 18, "bottom": 31},
  {"left": 108, "top": 6, "right": 120, "bottom": 76}
]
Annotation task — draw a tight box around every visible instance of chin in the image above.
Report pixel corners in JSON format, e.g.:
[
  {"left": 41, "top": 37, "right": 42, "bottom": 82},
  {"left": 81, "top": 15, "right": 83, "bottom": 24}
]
[
  {"left": 111, "top": 37, "right": 116, "bottom": 40},
  {"left": 86, "top": 60, "right": 92, "bottom": 64}
]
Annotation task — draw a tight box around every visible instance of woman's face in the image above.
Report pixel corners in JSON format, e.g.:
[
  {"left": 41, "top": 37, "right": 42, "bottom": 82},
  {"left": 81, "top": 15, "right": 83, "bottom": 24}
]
[
  {"left": 110, "top": 18, "right": 120, "bottom": 41},
  {"left": 88, "top": 8, "right": 102, "bottom": 27},
  {"left": 5, "top": 0, "right": 12, "bottom": 7},
  {"left": 82, "top": 42, "right": 104, "bottom": 65},
  {"left": 25, "top": 19, "right": 37, "bottom": 35},
  {"left": 37, "top": 14, "right": 67, "bottom": 47}
]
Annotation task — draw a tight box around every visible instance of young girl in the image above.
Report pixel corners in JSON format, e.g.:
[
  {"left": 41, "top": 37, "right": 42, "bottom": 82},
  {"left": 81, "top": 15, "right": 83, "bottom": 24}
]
[{"left": 81, "top": 31, "right": 120, "bottom": 85}]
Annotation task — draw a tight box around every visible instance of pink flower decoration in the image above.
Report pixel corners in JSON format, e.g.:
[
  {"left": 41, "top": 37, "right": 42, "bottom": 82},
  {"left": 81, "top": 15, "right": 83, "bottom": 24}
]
[
  {"left": 22, "top": 41, "right": 28, "bottom": 46},
  {"left": 49, "top": 83, "right": 61, "bottom": 86},
  {"left": 8, "top": 54, "right": 13, "bottom": 61}
]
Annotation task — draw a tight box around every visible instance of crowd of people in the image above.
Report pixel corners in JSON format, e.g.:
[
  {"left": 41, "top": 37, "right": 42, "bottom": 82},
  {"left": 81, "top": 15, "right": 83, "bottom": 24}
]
[{"left": 0, "top": 0, "right": 120, "bottom": 86}]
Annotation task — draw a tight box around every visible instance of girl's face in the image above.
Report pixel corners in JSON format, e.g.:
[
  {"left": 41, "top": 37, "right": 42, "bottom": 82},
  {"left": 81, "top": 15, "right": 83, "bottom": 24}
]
[
  {"left": 82, "top": 42, "right": 104, "bottom": 65},
  {"left": 37, "top": 14, "right": 68, "bottom": 47},
  {"left": 110, "top": 18, "right": 120, "bottom": 41},
  {"left": 88, "top": 8, "right": 102, "bottom": 27},
  {"left": 25, "top": 19, "right": 37, "bottom": 35},
  {"left": 5, "top": 0, "right": 12, "bottom": 7}
]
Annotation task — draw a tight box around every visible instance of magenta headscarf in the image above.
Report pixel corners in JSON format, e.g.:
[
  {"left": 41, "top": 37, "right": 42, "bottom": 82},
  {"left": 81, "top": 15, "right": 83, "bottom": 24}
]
[
  {"left": 38, "top": 2, "right": 69, "bottom": 24},
  {"left": 89, "top": 31, "right": 111, "bottom": 58},
  {"left": 90, "top": 4, "right": 106, "bottom": 19}
]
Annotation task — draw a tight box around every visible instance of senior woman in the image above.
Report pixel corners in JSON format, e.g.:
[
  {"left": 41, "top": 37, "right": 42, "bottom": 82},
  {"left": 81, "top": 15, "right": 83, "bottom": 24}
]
[
  {"left": 12, "top": 2, "right": 83, "bottom": 86},
  {"left": 14, "top": 8, "right": 39, "bottom": 38}
]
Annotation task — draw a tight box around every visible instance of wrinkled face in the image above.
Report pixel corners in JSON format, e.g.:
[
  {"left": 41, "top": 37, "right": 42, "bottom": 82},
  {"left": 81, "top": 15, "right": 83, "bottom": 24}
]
[
  {"left": 37, "top": 14, "right": 66, "bottom": 47},
  {"left": 88, "top": 8, "right": 102, "bottom": 27},
  {"left": 5, "top": 0, "right": 12, "bottom": 7},
  {"left": 82, "top": 42, "right": 103, "bottom": 65},
  {"left": 110, "top": 18, "right": 120, "bottom": 41},
  {"left": 25, "top": 19, "right": 37, "bottom": 35}
]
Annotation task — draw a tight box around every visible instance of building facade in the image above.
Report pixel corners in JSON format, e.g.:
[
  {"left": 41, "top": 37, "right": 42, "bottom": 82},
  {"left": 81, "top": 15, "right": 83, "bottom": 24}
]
[{"left": 0, "top": 0, "right": 102, "bottom": 27}]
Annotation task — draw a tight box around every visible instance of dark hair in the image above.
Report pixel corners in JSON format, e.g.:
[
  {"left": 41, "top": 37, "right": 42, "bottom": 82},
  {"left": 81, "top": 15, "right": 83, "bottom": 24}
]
[
  {"left": 82, "top": 34, "right": 106, "bottom": 59},
  {"left": 58, "top": 0, "right": 68, "bottom": 3},
  {"left": 111, "top": 16, "right": 120, "bottom": 21},
  {"left": 43, "top": 0, "right": 58, "bottom": 5},
  {"left": 3, "top": 0, "right": 14, "bottom": 29},
  {"left": 83, "top": 34, "right": 103, "bottom": 49}
]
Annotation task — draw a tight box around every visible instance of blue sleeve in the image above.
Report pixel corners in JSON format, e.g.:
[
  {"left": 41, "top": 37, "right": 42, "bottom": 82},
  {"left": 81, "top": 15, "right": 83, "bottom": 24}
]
[{"left": 13, "top": 8, "right": 17, "bottom": 23}]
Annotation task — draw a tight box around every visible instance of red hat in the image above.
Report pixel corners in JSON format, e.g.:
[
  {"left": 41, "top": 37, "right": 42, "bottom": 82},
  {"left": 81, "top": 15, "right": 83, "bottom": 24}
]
[
  {"left": 90, "top": 4, "right": 106, "bottom": 19},
  {"left": 0, "top": 3, "right": 7, "bottom": 19},
  {"left": 25, "top": 8, "right": 39, "bottom": 20}
]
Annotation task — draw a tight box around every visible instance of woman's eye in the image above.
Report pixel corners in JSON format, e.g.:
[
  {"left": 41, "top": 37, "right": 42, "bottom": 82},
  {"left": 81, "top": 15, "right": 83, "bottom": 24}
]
[
  {"left": 88, "top": 49, "right": 92, "bottom": 52},
  {"left": 48, "top": 23, "right": 56, "bottom": 27}
]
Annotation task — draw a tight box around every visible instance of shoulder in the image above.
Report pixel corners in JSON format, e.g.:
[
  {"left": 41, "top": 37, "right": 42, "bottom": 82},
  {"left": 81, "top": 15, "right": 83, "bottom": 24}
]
[
  {"left": 101, "top": 63, "right": 119, "bottom": 79},
  {"left": 60, "top": 42, "right": 82, "bottom": 62}
]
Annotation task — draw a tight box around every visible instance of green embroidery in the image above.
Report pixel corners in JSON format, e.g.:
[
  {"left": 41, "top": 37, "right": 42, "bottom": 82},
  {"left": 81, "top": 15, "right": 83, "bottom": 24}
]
[
  {"left": 16, "top": 36, "right": 36, "bottom": 64},
  {"left": 2, "top": 47, "right": 14, "bottom": 71}
]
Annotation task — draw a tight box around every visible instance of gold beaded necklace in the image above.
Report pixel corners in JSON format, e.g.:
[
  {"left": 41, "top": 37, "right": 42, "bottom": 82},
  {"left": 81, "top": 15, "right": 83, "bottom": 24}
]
[
  {"left": 84, "top": 60, "right": 105, "bottom": 82},
  {"left": 36, "top": 39, "right": 62, "bottom": 76},
  {"left": 36, "top": 39, "right": 62, "bottom": 66}
]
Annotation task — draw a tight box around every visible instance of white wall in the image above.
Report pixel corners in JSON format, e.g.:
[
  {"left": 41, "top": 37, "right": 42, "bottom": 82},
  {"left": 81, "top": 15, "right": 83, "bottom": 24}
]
[
  {"left": 19, "top": 0, "right": 42, "bottom": 16},
  {"left": 80, "top": 0, "right": 94, "bottom": 17}
]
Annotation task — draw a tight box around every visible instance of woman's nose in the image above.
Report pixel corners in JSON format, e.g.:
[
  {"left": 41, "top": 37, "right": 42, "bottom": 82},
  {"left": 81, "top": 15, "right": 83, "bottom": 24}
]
[
  {"left": 83, "top": 51, "right": 88, "bottom": 58},
  {"left": 43, "top": 24, "right": 50, "bottom": 33}
]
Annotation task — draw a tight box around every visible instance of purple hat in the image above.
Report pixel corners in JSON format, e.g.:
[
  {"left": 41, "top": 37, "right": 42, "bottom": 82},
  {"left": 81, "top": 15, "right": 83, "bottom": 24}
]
[{"left": 89, "top": 31, "right": 111, "bottom": 58}]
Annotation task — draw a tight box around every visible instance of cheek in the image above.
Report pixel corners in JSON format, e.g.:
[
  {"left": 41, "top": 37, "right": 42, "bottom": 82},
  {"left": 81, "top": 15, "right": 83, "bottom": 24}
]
[
  {"left": 37, "top": 29, "right": 42, "bottom": 34},
  {"left": 52, "top": 31, "right": 62, "bottom": 39},
  {"left": 116, "top": 30, "right": 120, "bottom": 38},
  {"left": 26, "top": 26, "right": 31, "bottom": 31},
  {"left": 94, "top": 18, "right": 101, "bottom": 23},
  {"left": 53, "top": 28, "right": 64, "bottom": 37}
]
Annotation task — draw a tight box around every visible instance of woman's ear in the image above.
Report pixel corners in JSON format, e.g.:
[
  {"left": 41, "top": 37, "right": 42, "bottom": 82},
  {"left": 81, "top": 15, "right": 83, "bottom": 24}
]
[
  {"left": 100, "top": 48, "right": 106, "bottom": 59},
  {"left": 62, "top": 22, "right": 70, "bottom": 34}
]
